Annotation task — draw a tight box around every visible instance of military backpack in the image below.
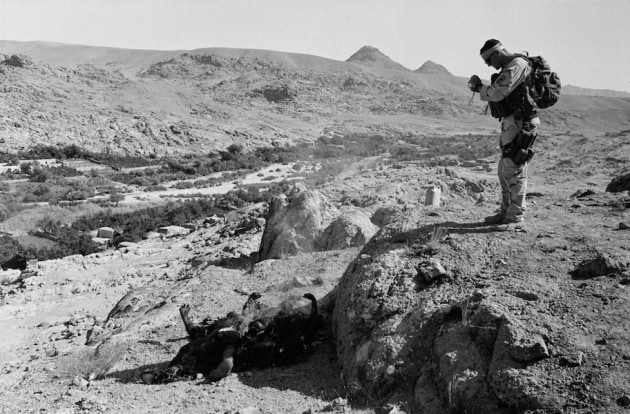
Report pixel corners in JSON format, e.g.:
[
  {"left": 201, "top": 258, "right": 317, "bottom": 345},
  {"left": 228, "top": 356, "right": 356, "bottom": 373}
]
[{"left": 520, "top": 54, "right": 561, "bottom": 109}]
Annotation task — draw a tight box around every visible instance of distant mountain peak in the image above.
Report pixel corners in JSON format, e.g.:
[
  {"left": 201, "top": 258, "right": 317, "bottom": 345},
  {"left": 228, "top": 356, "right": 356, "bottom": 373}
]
[
  {"left": 346, "top": 46, "right": 408, "bottom": 71},
  {"left": 415, "top": 60, "right": 451, "bottom": 75}
]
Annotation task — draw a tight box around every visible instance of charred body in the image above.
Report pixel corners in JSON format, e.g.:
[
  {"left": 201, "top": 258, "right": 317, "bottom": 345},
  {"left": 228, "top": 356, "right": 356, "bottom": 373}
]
[{"left": 147, "top": 292, "right": 324, "bottom": 383}]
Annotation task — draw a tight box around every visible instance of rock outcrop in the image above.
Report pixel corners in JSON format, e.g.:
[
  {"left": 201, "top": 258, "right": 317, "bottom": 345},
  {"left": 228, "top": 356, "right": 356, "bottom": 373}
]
[
  {"left": 317, "top": 210, "right": 378, "bottom": 250},
  {"left": 333, "top": 217, "right": 562, "bottom": 412},
  {"left": 258, "top": 184, "right": 382, "bottom": 260},
  {"left": 253, "top": 84, "right": 296, "bottom": 103},
  {"left": 258, "top": 183, "right": 339, "bottom": 260},
  {"left": 606, "top": 172, "right": 630, "bottom": 193},
  {"left": 370, "top": 205, "right": 404, "bottom": 227}
]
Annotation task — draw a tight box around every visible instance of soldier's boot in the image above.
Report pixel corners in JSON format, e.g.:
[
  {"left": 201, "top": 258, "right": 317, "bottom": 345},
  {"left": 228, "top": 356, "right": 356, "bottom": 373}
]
[{"left": 484, "top": 212, "right": 506, "bottom": 224}]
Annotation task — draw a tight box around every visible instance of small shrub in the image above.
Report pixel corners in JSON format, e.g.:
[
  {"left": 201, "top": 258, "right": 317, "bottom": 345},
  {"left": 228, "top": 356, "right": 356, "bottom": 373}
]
[
  {"left": 144, "top": 185, "right": 167, "bottom": 192},
  {"left": 421, "top": 226, "right": 446, "bottom": 256},
  {"left": 173, "top": 181, "right": 194, "bottom": 189}
]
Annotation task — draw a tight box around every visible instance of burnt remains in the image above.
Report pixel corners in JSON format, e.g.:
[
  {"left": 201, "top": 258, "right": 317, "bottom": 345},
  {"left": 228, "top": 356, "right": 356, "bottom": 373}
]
[{"left": 149, "top": 292, "right": 324, "bottom": 383}]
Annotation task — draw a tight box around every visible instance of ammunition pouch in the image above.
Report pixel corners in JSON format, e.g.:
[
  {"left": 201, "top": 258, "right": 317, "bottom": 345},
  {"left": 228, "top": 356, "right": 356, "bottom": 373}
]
[
  {"left": 503, "top": 128, "right": 538, "bottom": 166},
  {"left": 512, "top": 148, "right": 535, "bottom": 166},
  {"left": 487, "top": 101, "right": 512, "bottom": 119}
]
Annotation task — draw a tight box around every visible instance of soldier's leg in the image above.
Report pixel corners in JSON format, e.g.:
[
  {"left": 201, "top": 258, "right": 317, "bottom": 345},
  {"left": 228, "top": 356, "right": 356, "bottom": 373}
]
[
  {"left": 503, "top": 117, "right": 540, "bottom": 222},
  {"left": 498, "top": 115, "right": 522, "bottom": 218},
  {"left": 502, "top": 159, "right": 527, "bottom": 222}
]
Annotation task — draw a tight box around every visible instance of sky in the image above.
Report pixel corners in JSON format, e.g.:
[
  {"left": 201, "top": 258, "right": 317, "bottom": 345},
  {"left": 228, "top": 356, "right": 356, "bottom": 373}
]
[{"left": 1, "top": 0, "right": 629, "bottom": 92}]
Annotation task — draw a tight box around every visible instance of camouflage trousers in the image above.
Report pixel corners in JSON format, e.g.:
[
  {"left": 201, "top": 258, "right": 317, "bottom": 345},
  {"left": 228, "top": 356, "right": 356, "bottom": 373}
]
[{"left": 497, "top": 115, "right": 540, "bottom": 222}]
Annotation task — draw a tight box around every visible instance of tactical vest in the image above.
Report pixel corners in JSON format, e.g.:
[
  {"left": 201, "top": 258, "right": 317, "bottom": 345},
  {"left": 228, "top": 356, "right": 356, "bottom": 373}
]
[{"left": 486, "top": 58, "right": 537, "bottom": 120}]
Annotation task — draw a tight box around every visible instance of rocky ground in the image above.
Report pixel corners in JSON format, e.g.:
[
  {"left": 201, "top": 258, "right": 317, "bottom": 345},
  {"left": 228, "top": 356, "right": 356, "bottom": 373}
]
[{"left": 0, "top": 131, "right": 629, "bottom": 413}]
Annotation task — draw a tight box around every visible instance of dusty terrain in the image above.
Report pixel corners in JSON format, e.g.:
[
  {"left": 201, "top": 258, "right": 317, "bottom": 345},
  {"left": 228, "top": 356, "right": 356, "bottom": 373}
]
[
  {"left": 1, "top": 131, "right": 630, "bottom": 413},
  {"left": 1, "top": 42, "right": 630, "bottom": 413}
]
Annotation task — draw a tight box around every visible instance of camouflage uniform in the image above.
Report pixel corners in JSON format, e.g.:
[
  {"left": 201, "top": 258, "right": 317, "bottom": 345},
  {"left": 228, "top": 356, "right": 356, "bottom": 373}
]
[{"left": 479, "top": 57, "right": 540, "bottom": 223}]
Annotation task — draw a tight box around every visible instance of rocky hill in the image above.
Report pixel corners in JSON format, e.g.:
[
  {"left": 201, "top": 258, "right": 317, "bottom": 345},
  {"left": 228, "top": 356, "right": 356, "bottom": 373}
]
[
  {"left": 345, "top": 46, "right": 409, "bottom": 71},
  {"left": 414, "top": 60, "right": 452, "bottom": 75}
]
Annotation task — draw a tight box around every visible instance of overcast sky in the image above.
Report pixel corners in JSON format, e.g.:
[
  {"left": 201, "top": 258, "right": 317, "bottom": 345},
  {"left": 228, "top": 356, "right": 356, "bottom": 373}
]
[{"left": 1, "top": 0, "right": 628, "bottom": 92}]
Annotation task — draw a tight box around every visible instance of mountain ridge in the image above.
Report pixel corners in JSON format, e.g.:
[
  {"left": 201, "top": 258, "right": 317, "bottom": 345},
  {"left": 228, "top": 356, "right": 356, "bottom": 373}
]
[
  {"left": 345, "top": 45, "right": 409, "bottom": 71},
  {"left": 2, "top": 40, "right": 628, "bottom": 96},
  {"left": 415, "top": 60, "right": 452, "bottom": 75}
]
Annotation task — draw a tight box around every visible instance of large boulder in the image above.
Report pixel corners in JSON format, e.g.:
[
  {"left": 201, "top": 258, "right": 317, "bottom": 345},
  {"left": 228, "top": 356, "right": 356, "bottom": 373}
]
[
  {"left": 254, "top": 84, "right": 296, "bottom": 103},
  {"left": 606, "top": 172, "right": 630, "bottom": 193},
  {"left": 332, "top": 218, "right": 559, "bottom": 412},
  {"left": 318, "top": 210, "right": 378, "bottom": 250},
  {"left": 370, "top": 205, "right": 403, "bottom": 227},
  {"left": 0, "top": 268, "right": 22, "bottom": 285},
  {"left": 258, "top": 183, "right": 339, "bottom": 260}
]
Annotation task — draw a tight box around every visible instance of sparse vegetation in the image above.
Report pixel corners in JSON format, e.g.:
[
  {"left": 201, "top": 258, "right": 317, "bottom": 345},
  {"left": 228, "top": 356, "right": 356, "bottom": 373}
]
[
  {"left": 423, "top": 226, "right": 446, "bottom": 255},
  {"left": 0, "top": 132, "right": 500, "bottom": 268}
]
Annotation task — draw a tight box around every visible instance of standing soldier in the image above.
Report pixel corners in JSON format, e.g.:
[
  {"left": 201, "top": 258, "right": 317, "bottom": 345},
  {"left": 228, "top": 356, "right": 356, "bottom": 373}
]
[{"left": 468, "top": 39, "right": 541, "bottom": 231}]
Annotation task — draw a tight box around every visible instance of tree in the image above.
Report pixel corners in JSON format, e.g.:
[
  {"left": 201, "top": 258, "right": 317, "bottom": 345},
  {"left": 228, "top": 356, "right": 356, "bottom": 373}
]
[
  {"left": 227, "top": 143, "right": 244, "bottom": 154},
  {"left": 30, "top": 166, "right": 49, "bottom": 182},
  {"left": 109, "top": 190, "right": 124, "bottom": 207},
  {"left": 20, "top": 162, "right": 32, "bottom": 175},
  {"left": 37, "top": 216, "right": 62, "bottom": 235},
  {"left": 33, "top": 185, "right": 50, "bottom": 197},
  {"left": 57, "top": 228, "right": 99, "bottom": 256}
]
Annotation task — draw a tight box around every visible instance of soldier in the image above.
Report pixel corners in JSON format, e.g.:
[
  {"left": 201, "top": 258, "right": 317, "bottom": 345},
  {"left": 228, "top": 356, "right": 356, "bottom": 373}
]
[{"left": 468, "top": 39, "right": 541, "bottom": 231}]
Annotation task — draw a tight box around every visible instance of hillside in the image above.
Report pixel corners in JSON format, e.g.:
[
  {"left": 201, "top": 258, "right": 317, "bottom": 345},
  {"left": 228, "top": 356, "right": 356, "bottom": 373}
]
[
  {"left": 1, "top": 41, "right": 629, "bottom": 158},
  {"left": 563, "top": 84, "right": 630, "bottom": 98}
]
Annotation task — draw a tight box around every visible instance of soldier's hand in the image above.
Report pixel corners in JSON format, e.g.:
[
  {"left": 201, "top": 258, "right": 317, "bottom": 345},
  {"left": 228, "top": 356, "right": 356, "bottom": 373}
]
[{"left": 468, "top": 75, "right": 482, "bottom": 92}]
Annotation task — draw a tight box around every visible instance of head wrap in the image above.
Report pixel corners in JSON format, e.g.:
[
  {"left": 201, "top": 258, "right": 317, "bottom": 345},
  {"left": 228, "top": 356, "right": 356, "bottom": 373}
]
[{"left": 480, "top": 39, "right": 503, "bottom": 61}]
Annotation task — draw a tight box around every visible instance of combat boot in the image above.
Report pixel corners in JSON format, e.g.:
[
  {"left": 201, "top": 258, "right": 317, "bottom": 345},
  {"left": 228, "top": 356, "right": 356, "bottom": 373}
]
[{"left": 484, "top": 213, "right": 506, "bottom": 224}]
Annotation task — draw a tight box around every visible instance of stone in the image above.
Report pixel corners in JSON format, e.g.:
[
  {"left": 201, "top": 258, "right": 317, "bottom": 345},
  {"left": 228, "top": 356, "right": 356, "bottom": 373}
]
[
  {"left": 318, "top": 210, "right": 378, "bottom": 250},
  {"left": 371, "top": 205, "right": 403, "bottom": 227},
  {"left": 419, "top": 259, "right": 447, "bottom": 283},
  {"left": 258, "top": 185, "right": 339, "bottom": 260},
  {"left": 0, "top": 269, "right": 22, "bottom": 285},
  {"left": 617, "top": 395, "right": 630, "bottom": 407},
  {"left": 560, "top": 352, "right": 584, "bottom": 367},
  {"left": 606, "top": 173, "right": 630, "bottom": 193},
  {"left": 573, "top": 251, "right": 630, "bottom": 278}
]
